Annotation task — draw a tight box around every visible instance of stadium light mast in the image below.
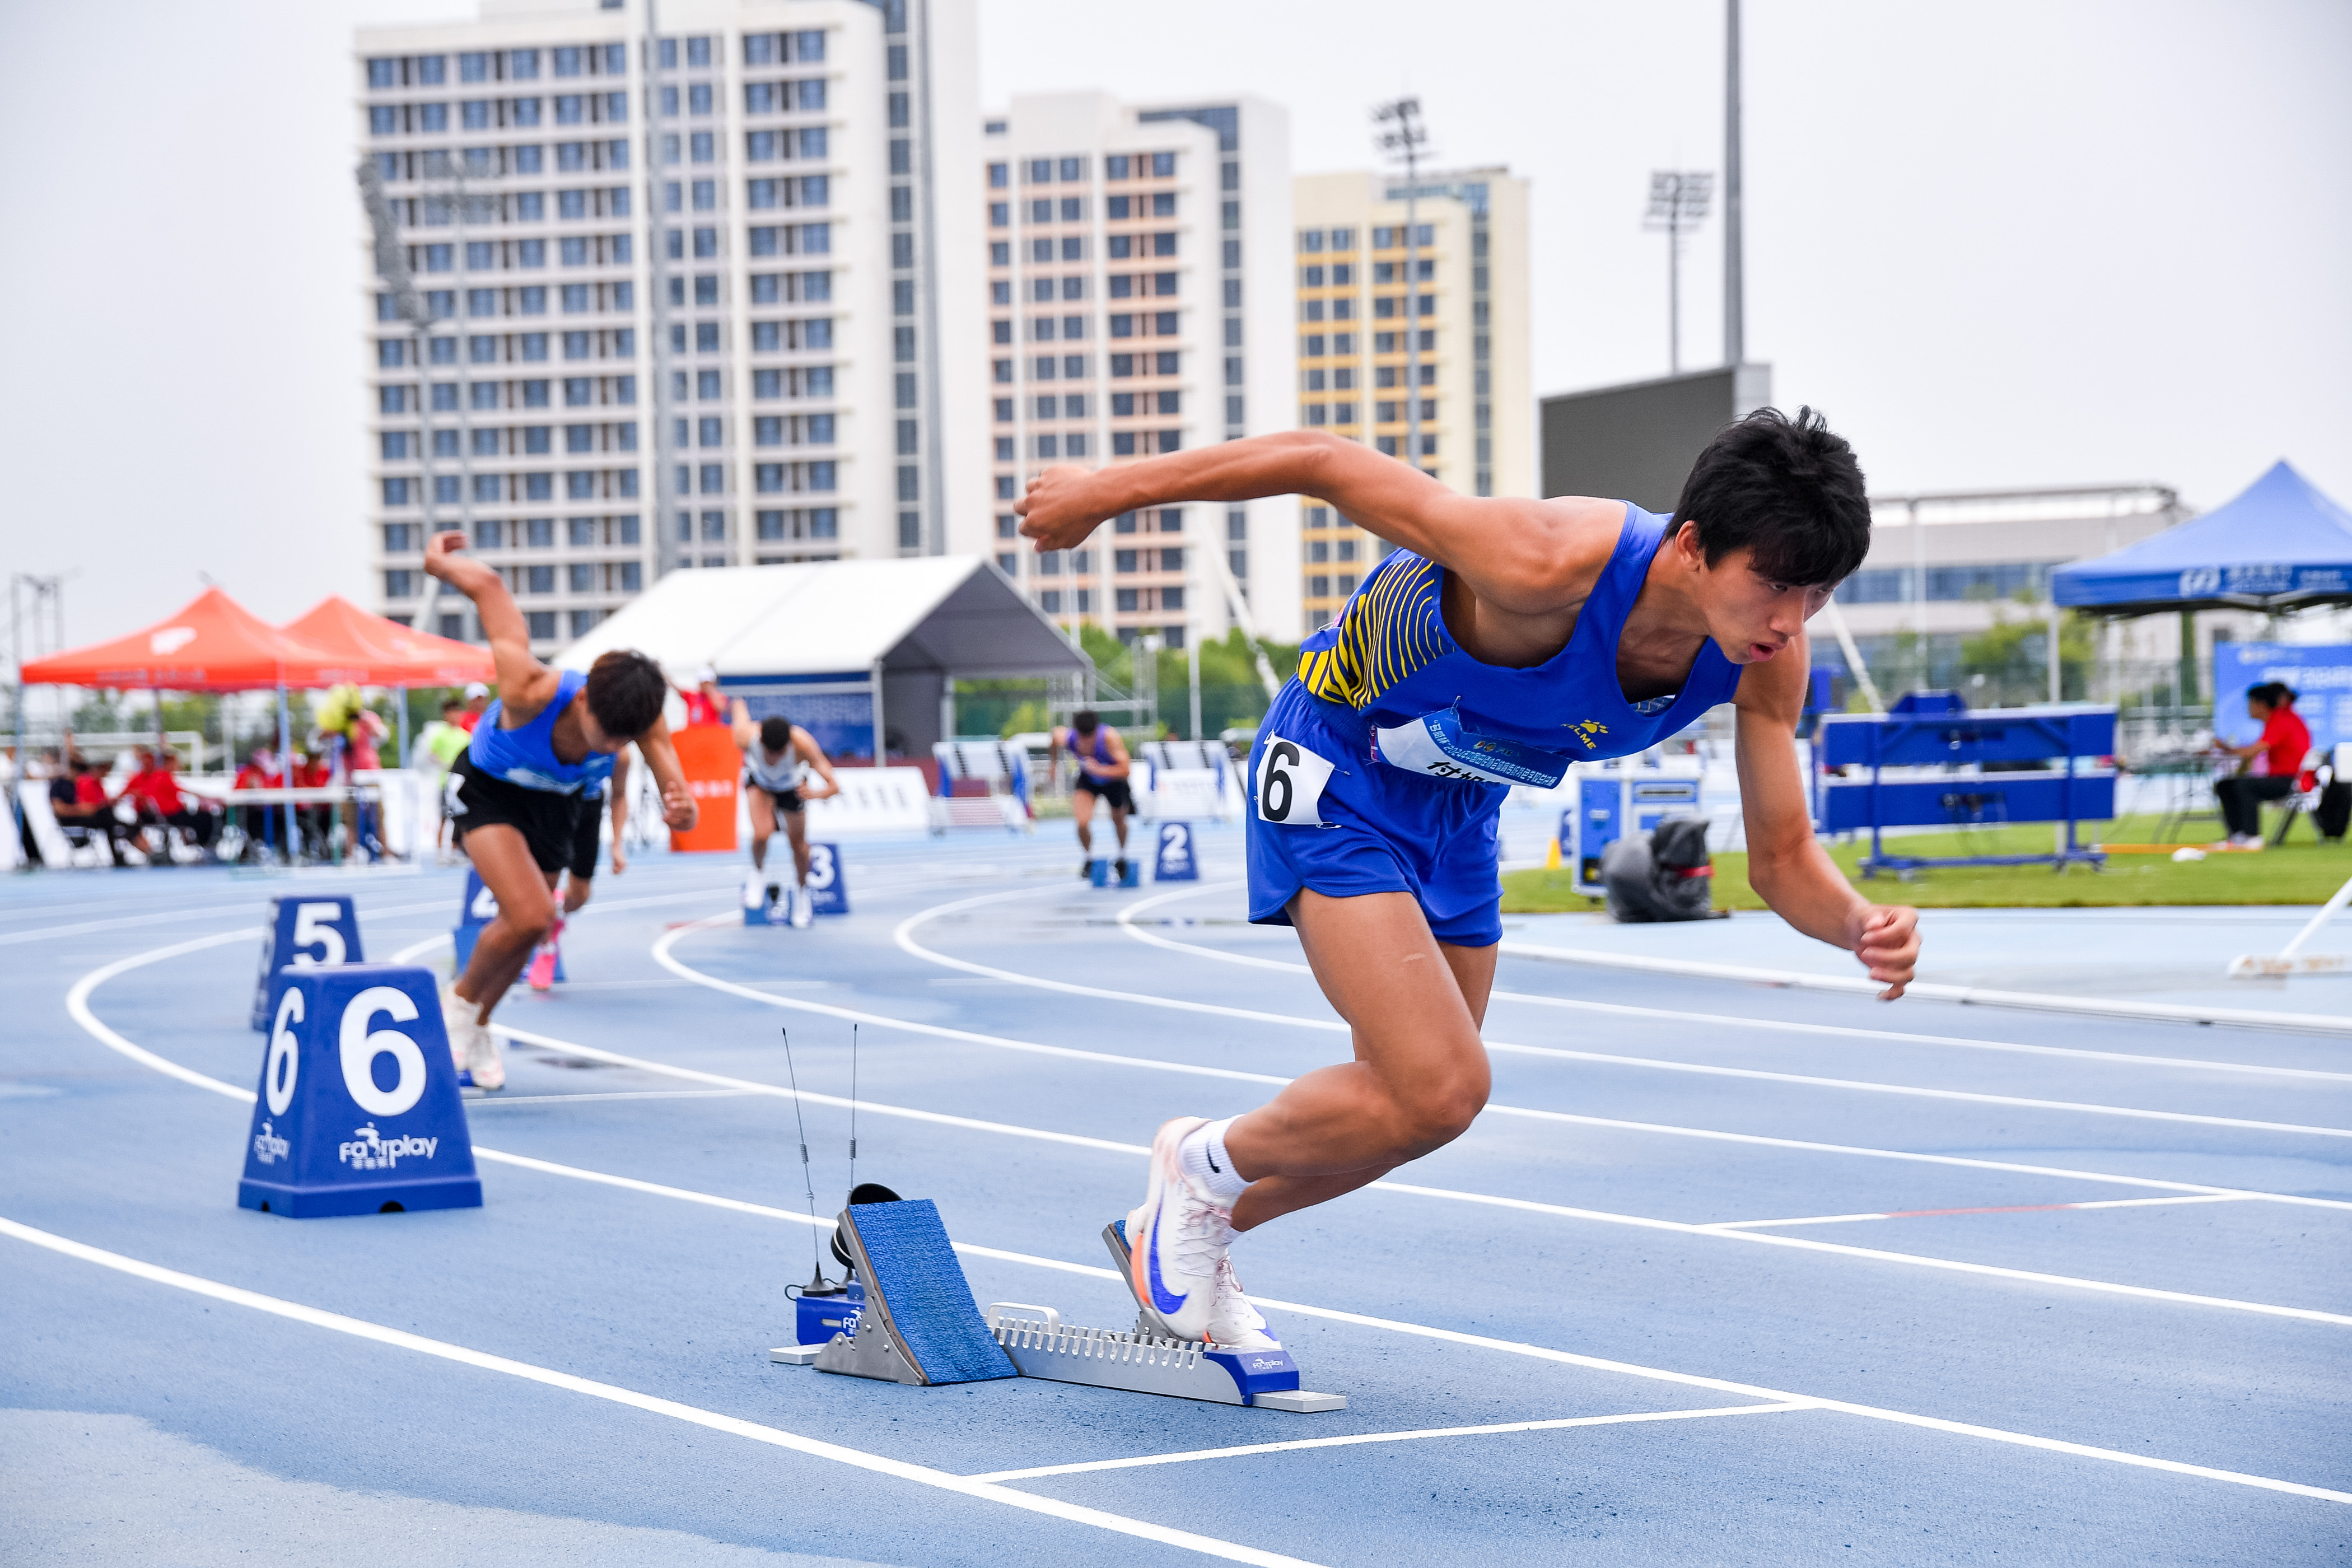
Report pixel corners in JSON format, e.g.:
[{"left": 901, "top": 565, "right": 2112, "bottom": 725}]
[
  {"left": 1372, "top": 96, "right": 1431, "bottom": 480},
  {"left": 1644, "top": 170, "right": 1714, "bottom": 374},
  {"left": 1724, "top": 0, "right": 1745, "bottom": 366}
]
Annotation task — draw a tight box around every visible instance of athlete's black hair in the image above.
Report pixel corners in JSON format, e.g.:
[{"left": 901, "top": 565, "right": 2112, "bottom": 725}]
[
  {"left": 1672, "top": 407, "right": 1871, "bottom": 587},
  {"left": 2250, "top": 682, "right": 2298, "bottom": 710},
  {"left": 1072, "top": 709, "right": 1100, "bottom": 734},
  {"left": 583, "top": 649, "right": 668, "bottom": 739},
  {"left": 759, "top": 715, "right": 792, "bottom": 752}
]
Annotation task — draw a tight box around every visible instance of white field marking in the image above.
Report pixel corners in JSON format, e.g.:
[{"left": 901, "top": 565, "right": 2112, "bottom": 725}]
[
  {"left": 492, "top": 1010, "right": 2352, "bottom": 1328},
  {"left": 1119, "top": 883, "right": 2352, "bottom": 1084},
  {"left": 1706, "top": 1194, "right": 2262, "bottom": 1231},
  {"left": 56, "top": 959, "right": 2352, "bottom": 1509},
  {"left": 468, "top": 1089, "right": 765, "bottom": 1105},
  {"left": 895, "top": 889, "right": 2352, "bottom": 1142},
  {"left": 665, "top": 913, "right": 2352, "bottom": 1215},
  {"left": 1501, "top": 937, "right": 2352, "bottom": 1038},
  {"left": 0, "top": 1217, "right": 1329, "bottom": 1568},
  {"left": 965, "top": 1402, "right": 1818, "bottom": 1483},
  {"left": 2, "top": 895, "right": 460, "bottom": 949}
]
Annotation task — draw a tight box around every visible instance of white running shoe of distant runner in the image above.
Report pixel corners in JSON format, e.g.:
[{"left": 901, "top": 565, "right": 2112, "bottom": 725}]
[
  {"left": 790, "top": 883, "right": 814, "bottom": 928},
  {"left": 1127, "top": 1116, "right": 1233, "bottom": 1343},
  {"left": 438, "top": 982, "right": 479, "bottom": 1076},
  {"left": 1202, "top": 1254, "right": 1281, "bottom": 1352},
  {"left": 467, "top": 1012, "right": 506, "bottom": 1090}
]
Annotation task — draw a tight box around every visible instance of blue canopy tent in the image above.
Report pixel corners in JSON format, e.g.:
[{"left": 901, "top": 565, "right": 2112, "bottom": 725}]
[{"left": 2052, "top": 460, "right": 2352, "bottom": 615}]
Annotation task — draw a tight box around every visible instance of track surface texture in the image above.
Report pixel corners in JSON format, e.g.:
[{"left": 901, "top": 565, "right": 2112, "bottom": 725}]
[{"left": 3, "top": 823, "right": 2348, "bottom": 1566}]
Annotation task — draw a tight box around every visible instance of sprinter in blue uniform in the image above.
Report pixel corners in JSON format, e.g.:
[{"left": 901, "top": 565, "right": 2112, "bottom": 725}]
[
  {"left": 1018, "top": 409, "right": 1921, "bottom": 1350},
  {"left": 423, "top": 530, "right": 698, "bottom": 1088}
]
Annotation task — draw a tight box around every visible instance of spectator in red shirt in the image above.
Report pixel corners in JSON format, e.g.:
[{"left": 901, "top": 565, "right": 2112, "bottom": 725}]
[
  {"left": 2215, "top": 682, "right": 2313, "bottom": 846},
  {"left": 678, "top": 664, "right": 727, "bottom": 727},
  {"left": 233, "top": 747, "right": 285, "bottom": 854},
  {"left": 123, "top": 748, "right": 218, "bottom": 857}
]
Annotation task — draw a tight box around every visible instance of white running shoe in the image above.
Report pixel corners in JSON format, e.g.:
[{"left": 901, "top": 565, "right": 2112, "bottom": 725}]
[
  {"left": 1202, "top": 1255, "right": 1281, "bottom": 1352},
  {"left": 438, "top": 983, "right": 478, "bottom": 1076},
  {"left": 790, "top": 883, "right": 813, "bottom": 928},
  {"left": 1126, "top": 1116, "right": 1230, "bottom": 1343},
  {"left": 468, "top": 1015, "right": 506, "bottom": 1090}
]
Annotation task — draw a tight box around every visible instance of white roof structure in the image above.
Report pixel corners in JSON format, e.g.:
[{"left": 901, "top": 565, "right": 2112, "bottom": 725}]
[{"left": 556, "top": 557, "right": 1088, "bottom": 681}]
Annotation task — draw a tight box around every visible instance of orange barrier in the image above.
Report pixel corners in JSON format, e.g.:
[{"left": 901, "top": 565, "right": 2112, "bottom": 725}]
[{"left": 668, "top": 723, "right": 740, "bottom": 853}]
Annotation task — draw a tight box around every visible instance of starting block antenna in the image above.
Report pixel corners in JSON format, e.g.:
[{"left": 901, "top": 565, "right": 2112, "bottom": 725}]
[
  {"left": 848, "top": 1023, "right": 859, "bottom": 1202},
  {"left": 778, "top": 1028, "right": 833, "bottom": 1292}
]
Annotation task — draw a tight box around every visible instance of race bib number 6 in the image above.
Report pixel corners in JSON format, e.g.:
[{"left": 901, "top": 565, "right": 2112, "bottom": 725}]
[{"left": 1254, "top": 736, "right": 1335, "bottom": 827}]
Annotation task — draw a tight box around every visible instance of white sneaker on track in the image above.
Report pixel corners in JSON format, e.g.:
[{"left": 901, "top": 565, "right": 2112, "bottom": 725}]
[
  {"left": 1126, "top": 1117, "right": 1229, "bottom": 1343},
  {"left": 438, "top": 983, "right": 479, "bottom": 1075},
  {"left": 1202, "top": 1255, "right": 1281, "bottom": 1352},
  {"left": 467, "top": 1016, "right": 505, "bottom": 1090},
  {"left": 790, "top": 884, "right": 814, "bottom": 928}
]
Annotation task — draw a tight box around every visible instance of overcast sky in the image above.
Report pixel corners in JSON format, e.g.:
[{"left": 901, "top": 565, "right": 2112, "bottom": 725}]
[{"left": 2, "top": 0, "right": 2345, "bottom": 649}]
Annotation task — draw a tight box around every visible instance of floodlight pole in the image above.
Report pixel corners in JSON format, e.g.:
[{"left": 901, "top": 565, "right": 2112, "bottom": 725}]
[
  {"left": 1373, "top": 97, "right": 1429, "bottom": 478},
  {"left": 1644, "top": 172, "right": 1713, "bottom": 376},
  {"left": 1724, "top": 0, "right": 1744, "bottom": 367}
]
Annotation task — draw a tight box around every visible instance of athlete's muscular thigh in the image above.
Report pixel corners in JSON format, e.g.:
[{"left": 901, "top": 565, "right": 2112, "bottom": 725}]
[{"left": 1290, "top": 889, "right": 1489, "bottom": 1091}]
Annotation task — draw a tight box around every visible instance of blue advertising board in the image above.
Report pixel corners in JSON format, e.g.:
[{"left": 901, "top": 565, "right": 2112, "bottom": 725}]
[
  {"left": 2212, "top": 643, "right": 2352, "bottom": 758},
  {"left": 1151, "top": 821, "right": 1200, "bottom": 881}
]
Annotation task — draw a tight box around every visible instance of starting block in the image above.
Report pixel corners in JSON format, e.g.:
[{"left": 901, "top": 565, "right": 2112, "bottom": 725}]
[
  {"left": 1151, "top": 822, "right": 1200, "bottom": 883},
  {"left": 773, "top": 1198, "right": 1342, "bottom": 1411},
  {"left": 1088, "top": 857, "right": 1142, "bottom": 889},
  {"left": 250, "top": 895, "right": 365, "bottom": 1031}
]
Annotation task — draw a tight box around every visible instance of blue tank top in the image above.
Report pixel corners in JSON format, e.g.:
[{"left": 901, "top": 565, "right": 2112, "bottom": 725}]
[
  {"left": 466, "top": 669, "right": 615, "bottom": 796},
  {"left": 1067, "top": 727, "right": 1114, "bottom": 769},
  {"left": 1294, "top": 503, "right": 1741, "bottom": 787}
]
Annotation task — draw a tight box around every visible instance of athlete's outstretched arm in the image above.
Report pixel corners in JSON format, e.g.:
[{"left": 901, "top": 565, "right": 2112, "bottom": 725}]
[
  {"left": 606, "top": 749, "right": 632, "bottom": 874},
  {"left": 1732, "top": 634, "right": 1920, "bottom": 998},
  {"left": 1016, "top": 432, "right": 1614, "bottom": 616},
  {"left": 792, "top": 725, "right": 839, "bottom": 800},
  {"left": 631, "top": 720, "right": 699, "bottom": 832},
  {"left": 423, "top": 531, "right": 560, "bottom": 717},
  {"left": 728, "top": 697, "right": 759, "bottom": 752}
]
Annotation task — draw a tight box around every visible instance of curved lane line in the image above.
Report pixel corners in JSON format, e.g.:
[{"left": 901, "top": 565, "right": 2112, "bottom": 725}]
[
  {"left": 55, "top": 934, "right": 2352, "bottom": 1504},
  {"left": 1117, "top": 882, "right": 2352, "bottom": 1084},
  {"left": 892, "top": 885, "right": 2352, "bottom": 1140},
  {"left": 0, "top": 1216, "right": 1328, "bottom": 1568}
]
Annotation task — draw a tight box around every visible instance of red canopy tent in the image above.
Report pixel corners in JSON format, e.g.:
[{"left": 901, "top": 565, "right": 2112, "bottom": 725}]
[
  {"left": 281, "top": 595, "right": 491, "bottom": 687},
  {"left": 20, "top": 587, "right": 363, "bottom": 691}
]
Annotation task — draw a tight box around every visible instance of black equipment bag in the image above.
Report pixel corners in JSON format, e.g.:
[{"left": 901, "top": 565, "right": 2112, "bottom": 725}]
[{"left": 1600, "top": 815, "right": 1724, "bottom": 923}]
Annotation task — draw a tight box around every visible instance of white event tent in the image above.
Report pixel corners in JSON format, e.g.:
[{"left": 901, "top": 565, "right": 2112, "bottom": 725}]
[{"left": 557, "top": 556, "right": 1088, "bottom": 759}]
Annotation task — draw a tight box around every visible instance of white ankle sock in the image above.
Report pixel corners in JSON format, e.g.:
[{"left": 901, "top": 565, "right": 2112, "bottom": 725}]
[{"left": 1179, "top": 1117, "right": 1249, "bottom": 1202}]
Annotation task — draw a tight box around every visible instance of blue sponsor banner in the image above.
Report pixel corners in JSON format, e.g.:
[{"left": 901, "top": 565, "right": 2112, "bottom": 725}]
[
  {"left": 250, "top": 895, "right": 364, "bottom": 1032},
  {"left": 1151, "top": 821, "right": 1199, "bottom": 881},
  {"left": 239, "top": 964, "right": 481, "bottom": 1218},
  {"left": 2212, "top": 643, "right": 2352, "bottom": 757}
]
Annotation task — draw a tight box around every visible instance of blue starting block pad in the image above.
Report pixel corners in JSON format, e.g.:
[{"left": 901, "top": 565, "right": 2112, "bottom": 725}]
[
  {"left": 250, "top": 896, "right": 365, "bottom": 1032},
  {"left": 1151, "top": 822, "right": 1199, "bottom": 882},
  {"left": 452, "top": 869, "right": 563, "bottom": 979},
  {"left": 1088, "top": 857, "right": 1142, "bottom": 889},
  {"left": 239, "top": 964, "right": 481, "bottom": 1219},
  {"left": 810, "top": 1198, "right": 1016, "bottom": 1385}
]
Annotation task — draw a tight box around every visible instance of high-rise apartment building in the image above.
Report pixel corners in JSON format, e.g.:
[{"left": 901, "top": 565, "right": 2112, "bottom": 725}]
[
  {"left": 357, "top": 0, "right": 981, "bottom": 649},
  {"left": 978, "top": 92, "right": 1296, "bottom": 648},
  {"left": 1291, "top": 167, "right": 1529, "bottom": 634}
]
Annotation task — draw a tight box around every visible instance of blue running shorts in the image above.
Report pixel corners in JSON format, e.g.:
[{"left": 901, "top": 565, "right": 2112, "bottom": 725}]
[{"left": 1244, "top": 681, "right": 1506, "bottom": 948}]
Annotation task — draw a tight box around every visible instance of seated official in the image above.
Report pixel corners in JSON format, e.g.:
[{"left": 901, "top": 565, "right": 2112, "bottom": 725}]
[{"left": 2213, "top": 681, "right": 2311, "bottom": 847}]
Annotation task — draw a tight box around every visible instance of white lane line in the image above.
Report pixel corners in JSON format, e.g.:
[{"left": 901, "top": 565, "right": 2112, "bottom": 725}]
[
  {"left": 965, "top": 1402, "right": 1818, "bottom": 1483},
  {"left": 7, "top": 895, "right": 463, "bottom": 949},
  {"left": 1120, "top": 883, "right": 2352, "bottom": 1084},
  {"left": 492, "top": 1008, "right": 2352, "bottom": 1328},
  {"left": 1501, "top": 937, "right": 2352, "bottom": 1037},
  {"left": 668, "top": 914, "right": 2352, "bottom": 1214},
  {"left": 1707, "top": 1194, "right": 2262, "bottom": 1230},
  {"left": 894, "top": 889, "right": 2352, "bottom": 1142},
  {"left": 469, "top": 1090, "right": 764, "bottom": 1105},
  {"left": 57, "top": 951, "right": 2352, "bottom": 1509},
  {"left": 0, "top": 1216, "right": 1328, "bottom": 1568}
]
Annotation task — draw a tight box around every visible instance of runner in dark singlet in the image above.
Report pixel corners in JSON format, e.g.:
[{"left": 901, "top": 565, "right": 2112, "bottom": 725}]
[{"left": 1052, "top": 710, "right": 1133, "bottom": 879}]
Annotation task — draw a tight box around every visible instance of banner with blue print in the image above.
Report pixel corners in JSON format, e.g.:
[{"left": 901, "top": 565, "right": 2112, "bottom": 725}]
[{"left": 2211, "top": 643, "right": 2352, "bottom": 756}]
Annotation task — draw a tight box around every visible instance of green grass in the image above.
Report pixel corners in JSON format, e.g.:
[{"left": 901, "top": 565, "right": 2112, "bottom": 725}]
[{"left": 1502, "top": 813, "right": 2352, "bottom": 912}]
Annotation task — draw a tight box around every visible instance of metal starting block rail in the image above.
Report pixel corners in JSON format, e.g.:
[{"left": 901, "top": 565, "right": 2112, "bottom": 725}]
[{"left": 766, "top": 1201, "right": 1345, "bottom": 1412}]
